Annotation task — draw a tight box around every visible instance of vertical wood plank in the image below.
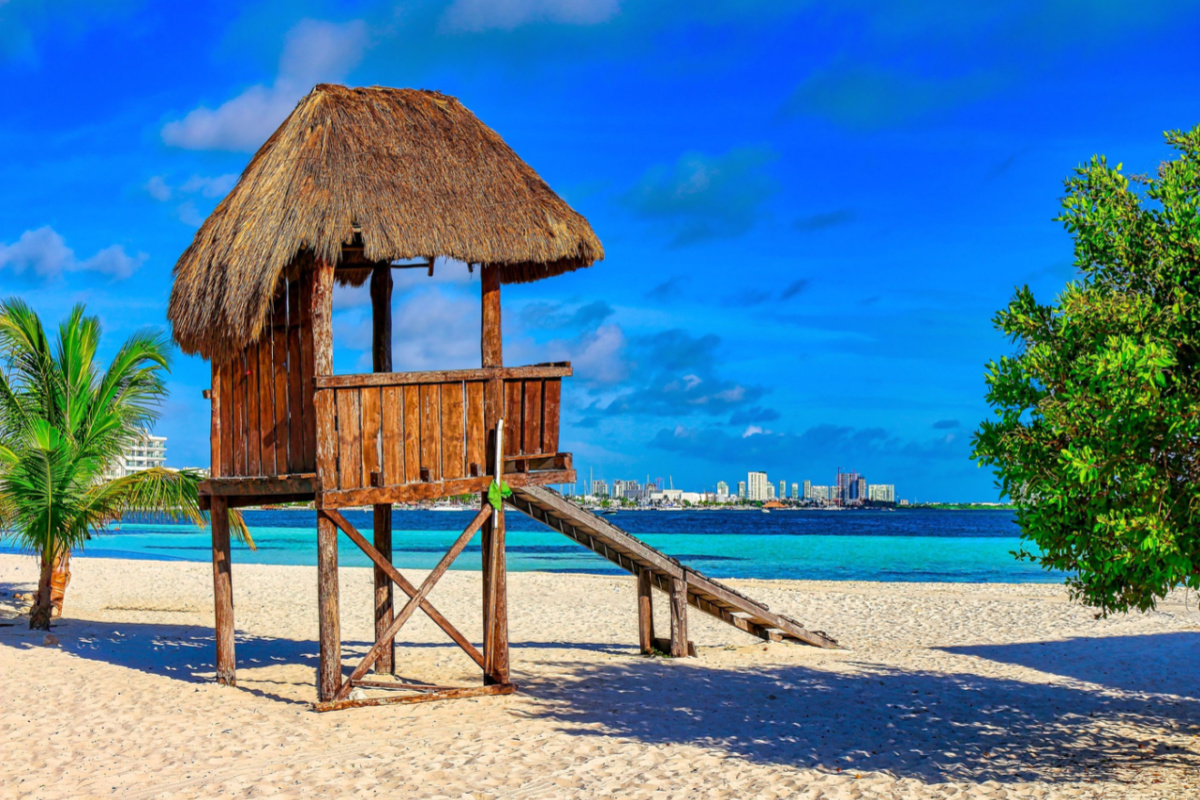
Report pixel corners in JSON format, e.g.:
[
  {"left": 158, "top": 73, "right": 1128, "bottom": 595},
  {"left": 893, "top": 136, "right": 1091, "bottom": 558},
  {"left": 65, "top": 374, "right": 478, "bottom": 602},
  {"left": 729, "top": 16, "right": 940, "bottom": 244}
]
[
  {"left": 361, "top": 386, "right": 381, "bottom": 482},
  {"left": 504, "top": 380, "right": 522, "bottom": 457},
  {"left": 465, "top": 381, "right": 485, "bottom": 476},
  {"left": 542, "top": 378, "right": 561, "bottom": 455},
  {"left": 211, "top": 495, "right": 235, "bottom": 686},
  {"left": 403, "top": 385, "right": 420, "bottom": 484},
  {"left": 670, "top": 576, "right": 689, "bottom": 658},
  {"left": 219, "top": 360, "right": 234, "bottom": 477},
  {"left": 638, "top": 569, "right": 655, "bottom": 655},
  {"left": 232, "top": 353, "right": 247, "bottom": 476},
  {"left": 441, "top": 382, "right": 466, "bottom": 479},
  {"left": 381, "top": 386, "right": 403, "bottom": 485},
  {"left": 301, "top": 268, "right": 318, "bottom": 473},
  {"left": 272, "top": 290, "right": 290, "bottom": 474},
  {"left": 246, "top": 341, "right": 262, "bottom": 476},
  {"left": 373, "top": 502, "right": 394, "bottom": 675},
  {"left": 210, "top": 362, "right": 222, "bottom": 477},
  {"left": 336, "top": 389, "right": 363, "bottom": 489},
  {"left": 420, "top": 383, "right": 442, "bottom": 481},
  {"left": 287, "top": 277, "right": 305, "bottom": 472},
  {"left": 523, "top": 379, "right": 543, "bottom": 456},
  {"left": 258, "top": 334, "right": 276, "bottom": 476}
]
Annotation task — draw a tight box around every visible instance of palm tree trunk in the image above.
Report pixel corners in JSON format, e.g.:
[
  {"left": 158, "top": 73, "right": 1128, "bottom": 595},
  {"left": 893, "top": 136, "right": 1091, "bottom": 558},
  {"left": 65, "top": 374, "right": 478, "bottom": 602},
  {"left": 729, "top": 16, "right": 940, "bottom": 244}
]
[
  {"left": 51, "top": 550, "right": 71, "bottom": 618},
  {"left": 30, "top": 550, "right": 54, "bottom": 630}
]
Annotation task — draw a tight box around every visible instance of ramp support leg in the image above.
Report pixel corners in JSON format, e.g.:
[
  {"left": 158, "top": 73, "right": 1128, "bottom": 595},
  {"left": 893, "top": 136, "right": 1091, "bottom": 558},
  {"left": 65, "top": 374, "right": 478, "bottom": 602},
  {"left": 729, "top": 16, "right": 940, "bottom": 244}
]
[
  {"left": 637, "top": 569, "right": 655, "bottom": 655},
  {"left": 669, "top": 575, "right": 689, "bottom": 658}
]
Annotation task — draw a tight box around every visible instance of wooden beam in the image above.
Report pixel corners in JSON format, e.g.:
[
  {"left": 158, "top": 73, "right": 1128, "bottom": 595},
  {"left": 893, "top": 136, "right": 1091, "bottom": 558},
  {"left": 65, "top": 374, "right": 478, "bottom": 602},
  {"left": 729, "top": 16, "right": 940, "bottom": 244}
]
[
  {"left": 481, "top": 265, "right": 502, "bottom": 369},
  {"left": 482, "top": 499, "right": 509, "bottom": 685},
  {"left": 311, "top": 259, "right": 341, "bottom": 702},
  {"left": 314, "top": 683, "right": 515, "bottom": 712},
  {"left": 370, "top": 264, "right": 394, "bottom": 675},
  {"left": 319, "top": 468, "right": 574, "bottom": 508},
  {"left": 313, "top": 363, "right": 572, "bottom": 389},
  {"left": 670, "top": 575, "right": 690, "bottom": 658},
  {"left": 200, "top": 474, "right": 316, "bottom": 497},
  {"left": 333, "top": 506, "right": 490, "bottom": 700},
  {"left": 637, "top": 568, "right": 654, "bottom": 656},
  {"left": 210, "top": 495, "right": 235, "bottom": 686},
  {"left": 321, "top": 509, "right": 485, "bottom": 670}
]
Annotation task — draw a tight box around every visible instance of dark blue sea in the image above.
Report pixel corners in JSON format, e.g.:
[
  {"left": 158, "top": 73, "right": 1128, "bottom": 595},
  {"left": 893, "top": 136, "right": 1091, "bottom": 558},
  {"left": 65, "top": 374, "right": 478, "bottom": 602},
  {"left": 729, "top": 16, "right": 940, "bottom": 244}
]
[{"left": 2, "top": 508, "right": 1056, "bottom": 583}]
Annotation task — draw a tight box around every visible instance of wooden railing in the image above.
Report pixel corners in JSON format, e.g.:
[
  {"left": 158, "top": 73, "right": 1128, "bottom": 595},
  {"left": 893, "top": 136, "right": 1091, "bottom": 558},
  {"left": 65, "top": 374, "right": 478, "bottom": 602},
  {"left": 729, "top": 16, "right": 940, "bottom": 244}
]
[{"left": 312, "top": 364, "right": 569, "bottom": 493}]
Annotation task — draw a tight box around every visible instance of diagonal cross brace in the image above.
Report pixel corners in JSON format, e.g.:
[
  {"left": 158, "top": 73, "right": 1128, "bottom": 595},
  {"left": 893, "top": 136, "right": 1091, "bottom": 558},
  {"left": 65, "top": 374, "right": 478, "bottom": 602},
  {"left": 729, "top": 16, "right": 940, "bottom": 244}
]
[
  {"left": 328, "top": 505, "right": 491, "bottom": 701},
  {"left": 321, "top": 508, "right": 487, "bottom": 672}
]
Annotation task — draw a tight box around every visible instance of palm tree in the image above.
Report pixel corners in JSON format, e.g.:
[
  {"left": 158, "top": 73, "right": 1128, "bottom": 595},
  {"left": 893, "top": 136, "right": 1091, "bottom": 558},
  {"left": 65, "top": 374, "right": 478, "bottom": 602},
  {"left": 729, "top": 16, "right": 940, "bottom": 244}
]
[{"left": 0, "top": 299, "right": 249, "bottom": 630}]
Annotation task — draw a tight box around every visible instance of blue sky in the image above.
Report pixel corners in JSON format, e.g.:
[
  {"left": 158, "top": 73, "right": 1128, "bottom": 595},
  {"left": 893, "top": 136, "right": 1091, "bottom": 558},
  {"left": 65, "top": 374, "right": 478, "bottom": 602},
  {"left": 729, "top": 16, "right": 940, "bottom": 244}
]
[{"left": 4, "top": 1, "right": 1200, "bottom": 501}]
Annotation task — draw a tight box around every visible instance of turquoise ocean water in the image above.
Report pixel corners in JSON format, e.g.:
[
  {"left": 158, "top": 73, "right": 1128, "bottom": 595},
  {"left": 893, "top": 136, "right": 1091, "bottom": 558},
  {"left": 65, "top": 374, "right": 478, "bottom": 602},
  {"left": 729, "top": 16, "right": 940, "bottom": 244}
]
[{"left": 1, "top": 508, "right": 1056, "bottom": 583}]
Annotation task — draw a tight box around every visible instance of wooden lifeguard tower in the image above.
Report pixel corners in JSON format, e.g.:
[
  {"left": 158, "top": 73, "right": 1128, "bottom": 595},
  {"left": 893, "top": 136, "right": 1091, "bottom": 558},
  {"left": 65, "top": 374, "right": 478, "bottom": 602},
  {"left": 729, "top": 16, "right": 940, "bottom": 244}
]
[{"left": 172, "top": 84, "right": 836, "bottom": 712}]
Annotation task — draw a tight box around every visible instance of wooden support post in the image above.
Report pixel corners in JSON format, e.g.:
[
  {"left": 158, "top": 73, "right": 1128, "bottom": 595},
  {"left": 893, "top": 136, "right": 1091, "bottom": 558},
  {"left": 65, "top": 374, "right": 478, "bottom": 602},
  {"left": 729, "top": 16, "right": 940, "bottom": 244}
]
[
  {"left": 637, "top": 568, "right": 655, "bottom": 655},
  {"left": 670, "top": 575, "right": 689, "bottom": 658},
  {"left": 479, "top": 264, "right": 510, "bottom": 686},
  {"left": 312, "top": 259, "right": 341, "bottom": 702},
  {"left": 210, "top": 495, "right": 235, "bottom": 685},
  {"left": 370, "top": 264, "right": 394, "bottom": 675}
]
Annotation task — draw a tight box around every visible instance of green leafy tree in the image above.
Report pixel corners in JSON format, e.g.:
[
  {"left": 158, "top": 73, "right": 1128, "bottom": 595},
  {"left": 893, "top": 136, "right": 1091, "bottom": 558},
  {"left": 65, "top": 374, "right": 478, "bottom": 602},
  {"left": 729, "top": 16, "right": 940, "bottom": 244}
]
[
  {"left": 973, "top": 128, "right": 1200, "bottom": 615},
  {"left": 0, "top": 300, "right": 249, "bottom": 629}
]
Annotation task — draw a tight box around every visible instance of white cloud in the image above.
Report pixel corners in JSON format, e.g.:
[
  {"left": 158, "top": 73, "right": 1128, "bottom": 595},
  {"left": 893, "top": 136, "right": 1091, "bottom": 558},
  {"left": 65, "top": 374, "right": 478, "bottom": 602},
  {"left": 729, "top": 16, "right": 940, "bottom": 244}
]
[
  {"left": 0, "top": 227, "right": 146, "bottom": 281},
  {"left": 179, "top": 173, "right": 238, "bottom": 197},
  {"left": 442, "top": 0, "right": 621, "bottom": 32},
  {"left": 145, "top": 175, "right": 172, "bottom": 201},
  {"left": 161, "top": 19, "right": 369, "bottom": 151},
  {"left": 742, "top": 425, "right": 764, "bottom": 438}
]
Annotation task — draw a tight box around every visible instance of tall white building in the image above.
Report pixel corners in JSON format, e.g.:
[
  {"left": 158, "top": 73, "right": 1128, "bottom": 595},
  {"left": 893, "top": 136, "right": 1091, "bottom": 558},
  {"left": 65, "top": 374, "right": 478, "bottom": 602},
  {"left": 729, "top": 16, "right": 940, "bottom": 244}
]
[
  {"left": 747, "top": 471, "right": 769, "bottom": 502},
  {"left": 803, "top": 479, "right": 812, "bottom": 499},
  {"left": 102, "top": 430, "right": 167, "bottom": 480},
  {"left": 766, "top": 483, "right": 776, "bottom": 500},
  {"left": 716, "top": 481, "right": 729, "bottom": 501},
  {"left": 737, "top": 480, "right": 746, "bottom": 500},
  {"left": 779, "top": 480, "right": 787, "bottom": 500},
  {"left": 591, "top": 479, "right": 610, "bottom": 497},
  {"left": 808, "top": 484, "right": 831, "bottom": 502},
  {"left": 790, "top": 482, "right": 799, "bottom": 500},
  {"left": 868, "top": 484, "right": 896, "bottom": 503}
]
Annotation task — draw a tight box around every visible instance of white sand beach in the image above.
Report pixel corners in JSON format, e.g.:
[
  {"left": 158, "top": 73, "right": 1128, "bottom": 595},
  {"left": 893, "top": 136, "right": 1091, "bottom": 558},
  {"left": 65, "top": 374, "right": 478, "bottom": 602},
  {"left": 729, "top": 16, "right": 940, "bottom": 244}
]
[{"left": 1, "top": 553, "right": 1197, "bottom": 800}]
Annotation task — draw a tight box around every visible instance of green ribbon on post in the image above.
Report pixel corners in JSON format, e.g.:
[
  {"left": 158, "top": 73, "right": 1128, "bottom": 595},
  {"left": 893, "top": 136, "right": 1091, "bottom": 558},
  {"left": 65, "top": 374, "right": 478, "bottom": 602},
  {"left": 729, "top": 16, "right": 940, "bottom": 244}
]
[{"left": 487, "top": 479, "right": 512, "bottom": 511}]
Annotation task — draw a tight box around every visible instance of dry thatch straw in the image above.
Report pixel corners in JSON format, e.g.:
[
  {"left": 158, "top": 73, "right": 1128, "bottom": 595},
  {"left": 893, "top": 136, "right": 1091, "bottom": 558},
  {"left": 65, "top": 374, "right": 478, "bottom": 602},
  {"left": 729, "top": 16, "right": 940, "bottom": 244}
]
[{"left": 169, "top": 84, "right": 604, "bottom": 363}]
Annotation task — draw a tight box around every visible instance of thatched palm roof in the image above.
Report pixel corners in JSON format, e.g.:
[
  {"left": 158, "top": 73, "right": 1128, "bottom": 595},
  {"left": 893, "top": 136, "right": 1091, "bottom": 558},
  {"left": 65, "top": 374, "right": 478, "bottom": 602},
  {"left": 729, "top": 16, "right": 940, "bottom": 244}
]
[{"left": 168, "top": 84, "right": 603, "bottom": 362}]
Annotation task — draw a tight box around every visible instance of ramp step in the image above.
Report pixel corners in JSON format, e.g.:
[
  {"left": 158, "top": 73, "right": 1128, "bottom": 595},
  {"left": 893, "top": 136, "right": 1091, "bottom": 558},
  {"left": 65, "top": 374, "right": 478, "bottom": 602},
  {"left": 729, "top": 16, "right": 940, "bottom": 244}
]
[{"left": 508, "top": 486, "right": 837, "bottom": 649}]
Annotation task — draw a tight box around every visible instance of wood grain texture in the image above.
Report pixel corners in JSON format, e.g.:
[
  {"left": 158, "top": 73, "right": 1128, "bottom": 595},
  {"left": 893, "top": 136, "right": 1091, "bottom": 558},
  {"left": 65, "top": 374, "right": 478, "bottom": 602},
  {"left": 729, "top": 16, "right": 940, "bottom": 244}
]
[
  {"left": 638, "top": 568, "right": 654, "bottom": 655},
  {"left": 403, "top": 385, "right": 420, "bottom": 484},
  {"left": 232, "top": 353, "right": 247, "bottom": 475},
  {"left": 542, "top": 378, "right": 561, "bottom": 455},
  {"left": 301, "top": 268, "right": 318, "bottom": 472},
  {"left": 361, "top": 386, "right": 381, "bottom": 480},
  {"left": 272, "top": 289, "right": 290, "bottom": 474},
  {"left": 219, "top": 360, "right": 234, "bottom": 477},
  {"left": 465, "top": 381, "right": 485, "bottom": 476},
  {"left": 246, "top": 341, "right": 261, "bottom": 475},
  {"left": 258, "top": 333, "right": 276, "bottom": 475},
  {"left": 316, "top": 511, "right": 341, "bottom": 701},
  {"left": 670, "top": 576, "right": 690, "bottom": 658},
  {"left": 210, "top": 362, "right": 222, "bottom": 477},
  {"left": 210, "top": 495, "right": 235, "bottom": 685},
  {"left": 381, "top": 386, "right": 403, "bottom": 484},
  {"left": 313, "top": 364, "right": 571, "bottom": 389},
  {"left": 336, "top": 389, "right": 363, "bottom": 489},
  {"left": 419, "top": 383, "right": 442, "bottom": 481},
  {"left": 503, "top": 380, "right": 522, "bottom": 457},
  {"left": 441, "top": 382, "right": 466, "bottom": 480},
  {"left": 522, "top": 379, "right": 542, "bottom": 456},
  {"left": 287, "top": 276, "right": 305, "bottom": 471}
]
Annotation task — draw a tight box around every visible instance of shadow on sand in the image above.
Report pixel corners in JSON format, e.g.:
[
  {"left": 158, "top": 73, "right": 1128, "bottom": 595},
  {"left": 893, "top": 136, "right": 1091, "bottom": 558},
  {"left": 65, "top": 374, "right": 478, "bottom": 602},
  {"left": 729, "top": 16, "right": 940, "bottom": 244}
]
[
  {"left": 940, "top": 632, "right": 1200, "bottom": 696},
  {"left": 517, "top": 642, "right": 1200, "bottom": 785}
]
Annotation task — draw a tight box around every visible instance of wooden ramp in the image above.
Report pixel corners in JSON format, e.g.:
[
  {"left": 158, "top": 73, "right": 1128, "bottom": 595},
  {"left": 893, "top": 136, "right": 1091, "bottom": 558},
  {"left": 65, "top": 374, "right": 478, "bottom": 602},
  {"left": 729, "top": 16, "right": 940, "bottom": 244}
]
[{"left": 508, "top": 486, "right": 838, "bottom": 649}]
